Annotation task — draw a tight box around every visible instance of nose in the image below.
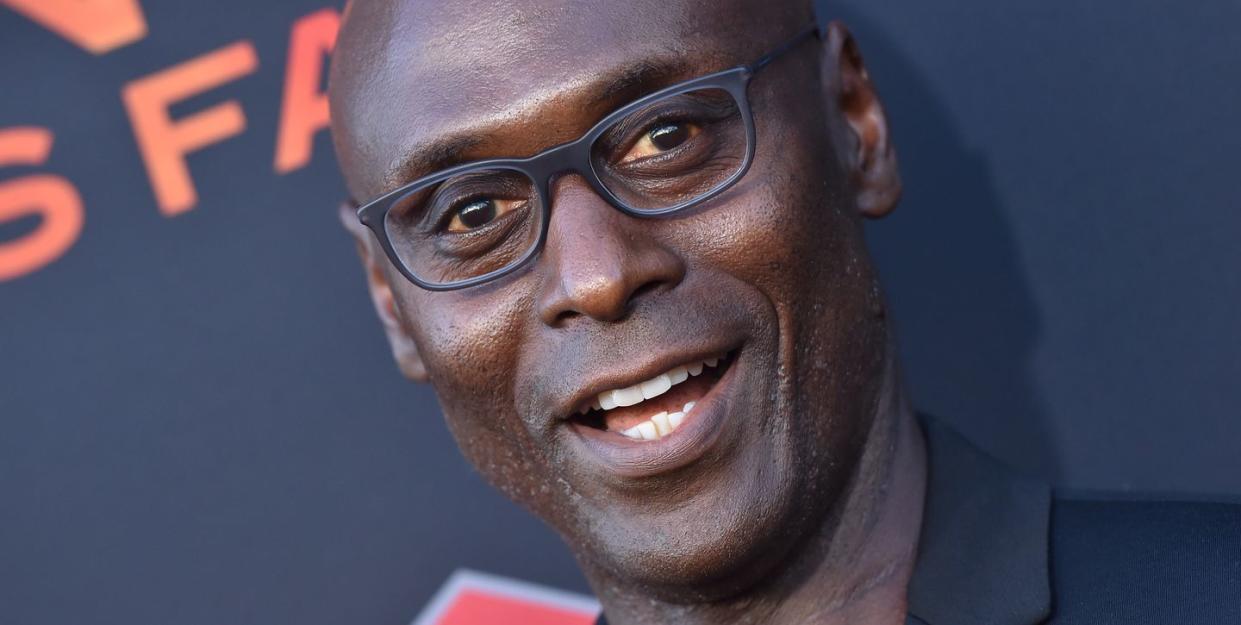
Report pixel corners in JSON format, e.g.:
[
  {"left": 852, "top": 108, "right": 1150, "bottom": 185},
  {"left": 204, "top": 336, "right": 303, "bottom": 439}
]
[{"left": 536, "top": 175, "right": 685, "bottom": 326}]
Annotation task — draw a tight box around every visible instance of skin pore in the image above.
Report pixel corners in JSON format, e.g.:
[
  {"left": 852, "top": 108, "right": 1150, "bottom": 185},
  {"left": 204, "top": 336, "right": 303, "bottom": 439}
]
[{"left": 328, "top": 1, "right": 927, "bottom": 623}]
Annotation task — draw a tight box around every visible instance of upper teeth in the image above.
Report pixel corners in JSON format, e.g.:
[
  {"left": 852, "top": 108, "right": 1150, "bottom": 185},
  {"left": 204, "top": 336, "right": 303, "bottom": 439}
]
[
  {"left": 580, "top": 356, "right": 721, "bottom": 441},
  {"left": 590, "top": 356, "right": 719, "bottom": 413}
]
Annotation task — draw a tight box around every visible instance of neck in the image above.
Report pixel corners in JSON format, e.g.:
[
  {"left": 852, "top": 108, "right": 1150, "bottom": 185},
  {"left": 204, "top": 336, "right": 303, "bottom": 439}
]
[{"left": 587, "top": 350, "right": 927, "bottom": 625}]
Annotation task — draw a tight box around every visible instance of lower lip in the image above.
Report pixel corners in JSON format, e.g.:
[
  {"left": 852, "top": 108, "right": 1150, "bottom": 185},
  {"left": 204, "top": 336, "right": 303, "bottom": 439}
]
[{"left": 566, "top": 355, "right": 740, "bottom": 479}]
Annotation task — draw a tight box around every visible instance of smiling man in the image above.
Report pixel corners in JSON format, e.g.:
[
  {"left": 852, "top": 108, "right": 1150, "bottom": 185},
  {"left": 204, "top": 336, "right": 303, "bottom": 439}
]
[{"left": 326, "top": 1, "right": 1241, "bottom": 624}]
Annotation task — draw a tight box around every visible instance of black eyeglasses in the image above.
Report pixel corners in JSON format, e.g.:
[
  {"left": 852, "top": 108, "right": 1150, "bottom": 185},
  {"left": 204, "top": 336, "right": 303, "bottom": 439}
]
[{"left": 356, "top": 25, "right": 820, "bottom": 291}]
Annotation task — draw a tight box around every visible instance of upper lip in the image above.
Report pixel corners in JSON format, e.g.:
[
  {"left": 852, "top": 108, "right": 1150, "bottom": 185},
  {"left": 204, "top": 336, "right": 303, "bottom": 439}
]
[{"left": 556, "top": 343, "right": 738, "bottom": 423}]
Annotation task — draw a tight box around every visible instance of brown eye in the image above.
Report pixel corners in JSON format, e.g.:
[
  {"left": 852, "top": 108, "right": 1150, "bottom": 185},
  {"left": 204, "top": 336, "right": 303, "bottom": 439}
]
[
  {"left": 447, "top": 198, "right": 521, "bottom": 233},
  {"left": 621, "top": 122, "right": 701, "bottom": 163},
  {"left": 651, "top": 123, "right": 690, "bottom": 150}
]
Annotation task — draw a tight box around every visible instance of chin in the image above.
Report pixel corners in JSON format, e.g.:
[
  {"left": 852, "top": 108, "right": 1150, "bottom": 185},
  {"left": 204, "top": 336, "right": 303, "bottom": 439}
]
[{"left": 566, "top": 430, "right": 841, "bottom": 601}]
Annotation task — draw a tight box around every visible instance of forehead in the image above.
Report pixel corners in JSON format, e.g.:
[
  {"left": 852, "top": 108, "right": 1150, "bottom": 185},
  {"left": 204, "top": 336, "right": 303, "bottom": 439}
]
[{"left": 330, "top": 0, "right": 781, "bottom": 199}]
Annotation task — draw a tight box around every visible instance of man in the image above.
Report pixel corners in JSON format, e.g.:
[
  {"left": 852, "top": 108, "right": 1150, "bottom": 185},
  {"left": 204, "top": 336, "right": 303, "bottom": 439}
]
[{"left": 326, "top": 0, "right": 1241, "bottom": 623}]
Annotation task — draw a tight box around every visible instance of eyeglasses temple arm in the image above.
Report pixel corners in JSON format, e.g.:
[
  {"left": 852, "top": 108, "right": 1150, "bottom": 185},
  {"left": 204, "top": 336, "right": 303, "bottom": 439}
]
[{"left": 749, "top": 24, "right": 821, "bottom": 73}]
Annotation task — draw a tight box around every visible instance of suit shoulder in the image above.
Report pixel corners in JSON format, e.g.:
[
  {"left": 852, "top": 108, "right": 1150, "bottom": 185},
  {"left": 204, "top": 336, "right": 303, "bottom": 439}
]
[{"left": 1050, "top": 495, "right": 1241, "bottom": 623}]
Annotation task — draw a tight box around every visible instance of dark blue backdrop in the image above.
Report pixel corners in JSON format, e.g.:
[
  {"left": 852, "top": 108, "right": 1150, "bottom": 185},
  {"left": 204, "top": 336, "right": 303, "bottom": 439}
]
[{"left": 1, "top": 1, "right": 1237, "bottom": 624}]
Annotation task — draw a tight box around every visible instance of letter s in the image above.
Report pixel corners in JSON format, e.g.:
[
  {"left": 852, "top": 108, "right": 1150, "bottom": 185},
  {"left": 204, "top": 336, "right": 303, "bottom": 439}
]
[{"left": 0, "top": 127, "right": 85, "bottom": 282}]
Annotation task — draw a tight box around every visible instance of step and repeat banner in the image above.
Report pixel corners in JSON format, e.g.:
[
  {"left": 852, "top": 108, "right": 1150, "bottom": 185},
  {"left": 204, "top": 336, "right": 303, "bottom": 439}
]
[
  {"left": 2, "top": 1, "right": 1239, "bottom": 624},
  {"left": 1, "top": 2, "right": 598, "bottom": 623}
]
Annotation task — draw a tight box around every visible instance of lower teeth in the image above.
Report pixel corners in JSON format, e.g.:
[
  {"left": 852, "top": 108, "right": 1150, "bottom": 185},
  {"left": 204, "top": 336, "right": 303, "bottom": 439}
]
[{"left": 621, "top": 401, "right": 696, "bottom": 441}]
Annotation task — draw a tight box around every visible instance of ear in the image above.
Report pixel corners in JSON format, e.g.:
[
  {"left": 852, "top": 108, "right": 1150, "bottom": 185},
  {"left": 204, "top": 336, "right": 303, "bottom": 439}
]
[
  {"left": 337, "top": 202, "right": 429, "bottom": 382},
  {"left": 821, "top": 21, "right": 902, "bottom": 219}
]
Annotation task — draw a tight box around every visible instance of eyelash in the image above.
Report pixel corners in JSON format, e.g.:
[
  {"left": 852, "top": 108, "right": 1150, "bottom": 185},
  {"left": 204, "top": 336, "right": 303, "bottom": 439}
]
[
  {"left": 603, "top": 107, "right": 697, "bottom": 158},
  {"left": 432, "top": 194, "right": 493, "bottom": 234}
]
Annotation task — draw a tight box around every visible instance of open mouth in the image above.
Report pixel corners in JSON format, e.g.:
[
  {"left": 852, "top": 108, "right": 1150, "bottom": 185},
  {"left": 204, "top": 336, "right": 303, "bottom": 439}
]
[{"left": 570, "top": 352, "right": 735, "bottom": 441}]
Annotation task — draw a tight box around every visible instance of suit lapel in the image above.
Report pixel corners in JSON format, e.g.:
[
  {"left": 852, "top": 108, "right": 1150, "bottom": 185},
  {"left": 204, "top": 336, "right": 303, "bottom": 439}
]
[{"left": 905, "top": 417, "right": 1052, "bottom": 625}]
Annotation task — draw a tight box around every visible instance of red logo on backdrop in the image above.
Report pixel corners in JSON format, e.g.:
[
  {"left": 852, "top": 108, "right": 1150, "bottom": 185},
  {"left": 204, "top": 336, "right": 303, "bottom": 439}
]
[
  {"left": 1, "top": 0, "right": 148, "bottom": 55},
  {"left": 0, "top": 1, "right": 339, "bottom": 281},
  {"left": 413, "top": 570, "right": 600, "bottom": 625}
]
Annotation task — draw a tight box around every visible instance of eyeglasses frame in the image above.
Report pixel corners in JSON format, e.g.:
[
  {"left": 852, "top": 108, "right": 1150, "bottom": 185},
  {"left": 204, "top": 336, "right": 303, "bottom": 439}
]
[{"left": 356, "top": 24, "right": 819, "bottom": 291}]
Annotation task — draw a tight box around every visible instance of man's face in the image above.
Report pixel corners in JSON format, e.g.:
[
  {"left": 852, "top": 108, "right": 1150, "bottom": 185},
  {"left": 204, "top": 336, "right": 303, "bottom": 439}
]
[{"left": 331, "top": 0, "right": 899, "bottom": 596}]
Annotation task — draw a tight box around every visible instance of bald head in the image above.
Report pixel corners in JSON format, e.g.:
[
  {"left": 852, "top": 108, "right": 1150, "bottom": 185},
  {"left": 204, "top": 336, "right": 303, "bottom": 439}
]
[{"left": 329, "top": 0, "right": 814, "bottom": 202}]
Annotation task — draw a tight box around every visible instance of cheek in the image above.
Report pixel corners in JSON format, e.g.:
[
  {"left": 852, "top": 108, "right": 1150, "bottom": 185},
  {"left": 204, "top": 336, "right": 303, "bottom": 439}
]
[
  {"left": 692, "top": 74, "right": 858, "bottom": 294},
  {"left": 394, "top": 279, "right": 561, "bottom": 506},
  {"left": 690, "top": 120, "right": 886, "bottom": 437},
  {"left": 693, "top": 140, "right": 862, "bottom": 304}
]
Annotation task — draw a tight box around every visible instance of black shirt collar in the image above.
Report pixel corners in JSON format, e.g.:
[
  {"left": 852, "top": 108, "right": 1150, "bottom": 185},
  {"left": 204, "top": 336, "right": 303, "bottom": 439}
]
[{"left": 906, "top": 416, "right": 1052, "bottom": 625}]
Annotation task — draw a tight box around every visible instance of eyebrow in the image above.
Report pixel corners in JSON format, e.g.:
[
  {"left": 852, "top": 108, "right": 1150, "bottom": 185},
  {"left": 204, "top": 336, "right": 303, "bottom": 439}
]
[
  {"left": 385, "top": 134, "right": 483, "bottom": 188},
  {"left": 588, "top": 59, "right": 691, "bottom": 111},
  {"left": 380, "top": 57, "right": 694, "bottom": 191}
]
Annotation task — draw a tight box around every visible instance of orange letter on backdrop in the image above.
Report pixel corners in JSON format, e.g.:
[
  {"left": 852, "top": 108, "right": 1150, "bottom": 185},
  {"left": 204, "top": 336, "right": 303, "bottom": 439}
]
[
  {"left": 275, "top": 8, "right": 340, "bottom": 174},
  {"left": 0, "top": 0, "right": 147, "bottom": 54},
  {"left": 0, "top": 127, "right": 85, "bottom": 281},
  {"left": 122, "top": 41, "right": 258, "bottom": 216}
]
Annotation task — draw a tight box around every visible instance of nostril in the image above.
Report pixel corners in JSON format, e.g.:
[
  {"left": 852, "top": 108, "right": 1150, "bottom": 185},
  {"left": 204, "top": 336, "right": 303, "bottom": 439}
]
[
  {"left": 554, "top": 308, "right": 583, "bottom": 325},
  {"left": 549, "top": 278, "right": 662, "bottom": 326}
]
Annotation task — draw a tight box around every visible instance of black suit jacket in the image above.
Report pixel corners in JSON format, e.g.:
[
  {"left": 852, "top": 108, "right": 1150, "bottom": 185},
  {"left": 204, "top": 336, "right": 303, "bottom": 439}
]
[{"left": 597, "top": 418, "right": 1241, "bottom": 624}]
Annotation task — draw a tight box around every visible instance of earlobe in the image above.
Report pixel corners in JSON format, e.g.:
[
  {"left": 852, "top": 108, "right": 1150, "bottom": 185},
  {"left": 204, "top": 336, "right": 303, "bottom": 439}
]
[
  {"left": 822, "top": 21, "right": 902, "bottom": 219},
  {"left": 337, "top": 202, "right": 429, "bottom": 382}
]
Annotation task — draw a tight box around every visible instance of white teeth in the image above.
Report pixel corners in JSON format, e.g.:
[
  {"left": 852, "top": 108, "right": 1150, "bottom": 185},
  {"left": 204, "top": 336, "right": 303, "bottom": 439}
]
[
  {"left": 639, "top": 374, "right": 672, "bottom": 400},
  {"left": 612, "top": 387, "right": 644, "bottom": 407},
  {"left": 667, "top": 411, "right": 685, "bottom": 429},
  {"left": 619, "top": 405, "right": 695, "bottom": 442},
  {"left": 599, "top": 393, "right": 617, "bottom": 411},
  {"left": 668, "top": 366, "right": 689, "bottom": 385},
  {"left": 635, "top": 421, "right": 659, "bottom": 440},
  {"left": 650, "top": 412, "right": 671, "bottom": 436},
  {"left": 588, "top": 356, "right": 726, "bottom": 441},
  {"left": 592, "top": 356, "right": 723, "bottom": 413}
]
